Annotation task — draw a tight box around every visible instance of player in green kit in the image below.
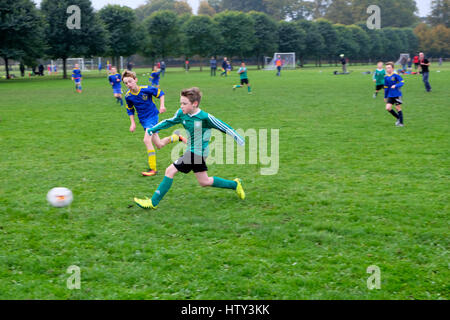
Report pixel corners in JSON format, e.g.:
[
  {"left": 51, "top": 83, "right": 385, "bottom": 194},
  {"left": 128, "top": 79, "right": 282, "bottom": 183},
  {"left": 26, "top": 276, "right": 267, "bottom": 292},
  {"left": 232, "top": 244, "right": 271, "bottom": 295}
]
[
  {"left": 134, "top": 87, "right": 246, "bottom": 209},
  {"left": 233, "top": 62, "right": 252, "bottom": 94},
  {"left": 373, "top": 61, "right": 386, "bottom": 98}
]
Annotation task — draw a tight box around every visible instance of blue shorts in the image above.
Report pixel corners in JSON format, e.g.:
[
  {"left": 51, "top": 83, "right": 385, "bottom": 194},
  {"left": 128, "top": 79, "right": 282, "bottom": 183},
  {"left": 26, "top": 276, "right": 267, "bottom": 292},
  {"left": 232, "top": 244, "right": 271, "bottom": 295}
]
[
  {"left": 140, "top": 116, "right": 159, "bottom": 133},
  {"left": 74, "top": 79, "right": 81, "bottom": 83},
  {"left": 113, "top": 88, "right": 122, "bottom": 94}
]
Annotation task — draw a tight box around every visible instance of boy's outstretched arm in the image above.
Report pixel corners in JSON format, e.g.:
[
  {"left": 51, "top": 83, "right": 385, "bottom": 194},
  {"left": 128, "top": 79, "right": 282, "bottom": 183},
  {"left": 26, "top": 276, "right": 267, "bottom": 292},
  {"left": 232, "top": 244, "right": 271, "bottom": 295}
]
[
  {"left": 206, "top": 114, "right": 245, "bottom": 146},
  {"left": 147, "top": 109, "right": 182, "bottom": 135}
]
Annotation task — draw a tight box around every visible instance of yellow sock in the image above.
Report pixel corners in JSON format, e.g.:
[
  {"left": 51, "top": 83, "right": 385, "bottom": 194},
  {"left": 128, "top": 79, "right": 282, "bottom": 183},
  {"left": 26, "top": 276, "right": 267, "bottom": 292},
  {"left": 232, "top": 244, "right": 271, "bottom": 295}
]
[
  {"left": 170, "top": 134, "right": 179, "bottom": 143},
  {"left": 148, "top": 149, "right": 156, "bottom": 171}
]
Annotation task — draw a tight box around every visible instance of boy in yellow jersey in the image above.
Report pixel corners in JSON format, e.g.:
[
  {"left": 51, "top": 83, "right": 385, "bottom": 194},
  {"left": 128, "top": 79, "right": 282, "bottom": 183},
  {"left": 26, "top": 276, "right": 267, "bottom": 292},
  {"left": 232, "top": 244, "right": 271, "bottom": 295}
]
[{"left": 122, "top": 70, "right": 187, "bottom": 176}]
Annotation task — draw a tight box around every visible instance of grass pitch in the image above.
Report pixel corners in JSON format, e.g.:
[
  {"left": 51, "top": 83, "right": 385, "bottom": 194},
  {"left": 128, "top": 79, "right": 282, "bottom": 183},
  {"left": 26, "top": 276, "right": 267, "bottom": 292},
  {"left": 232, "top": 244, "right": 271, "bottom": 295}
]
[{"left": 0, "top": 64, "right": 448, "bottom": 299}]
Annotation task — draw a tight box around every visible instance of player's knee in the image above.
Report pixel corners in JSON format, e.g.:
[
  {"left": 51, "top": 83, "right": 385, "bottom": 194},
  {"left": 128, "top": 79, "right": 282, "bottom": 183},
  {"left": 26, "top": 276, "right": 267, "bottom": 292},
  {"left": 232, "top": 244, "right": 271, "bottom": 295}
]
[
  {"left": 143, "top": 135, "right": 152, "bottom": 144},
  {"left": 165, "top": 165, "right": 177, "bottom": 178},
  {"left": 154, "top": 140, "right": 163, "bottom": 149},
  {"left": 386, "top": 105, "right": 392, "bottom": 111}
]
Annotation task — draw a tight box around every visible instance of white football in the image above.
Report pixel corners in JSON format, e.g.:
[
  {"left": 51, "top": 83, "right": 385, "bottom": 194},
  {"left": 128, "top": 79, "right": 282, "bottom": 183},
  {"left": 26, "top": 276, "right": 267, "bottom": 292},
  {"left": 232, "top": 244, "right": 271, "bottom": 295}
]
[{"left": 47, "top": 187, "right": 73, "bottom": 207}]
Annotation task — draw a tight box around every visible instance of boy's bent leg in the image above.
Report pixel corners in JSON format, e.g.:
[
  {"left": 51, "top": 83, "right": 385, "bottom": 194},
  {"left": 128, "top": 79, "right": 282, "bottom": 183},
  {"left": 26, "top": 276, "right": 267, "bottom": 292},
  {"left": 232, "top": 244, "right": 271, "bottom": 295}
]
[
  {"left": 204, "top": 175, "right": 245, "bottom": 200},
  {"left": 195, "top": 172, "right": 244, "bottom": 199},
  {"left": 151, "top": 165, "right": 178, "bottom": 206},
  {"left": 152, "top": 132, "right": 186, "bottom": 149},
  {"left": 386, "top": 103, "right": 399, "bottom": 119},
  {"left": 195, "top": 171, "right": 214, "bottom": 187},
  {"left": 134, "top": 165, "right": 178, "bottom": 209}
]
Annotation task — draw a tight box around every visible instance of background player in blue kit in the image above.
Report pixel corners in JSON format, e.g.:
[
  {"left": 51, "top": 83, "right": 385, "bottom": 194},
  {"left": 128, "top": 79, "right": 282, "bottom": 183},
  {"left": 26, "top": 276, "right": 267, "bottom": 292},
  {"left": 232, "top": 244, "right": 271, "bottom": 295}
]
[
  {"left": 122, "top": 70, "right": 186, "bottom": 176},
  {"left": 71, "top": 64, "right": 82, "bottom": 93},
  {"left": 384, "top": 62, "right": 405, "bottom": 127},
  {"left": 108, "top": 67, "right": 123, "bottom": 106},
  {"left": 149, "top": 66, "right": 161, "bottom": 87}
]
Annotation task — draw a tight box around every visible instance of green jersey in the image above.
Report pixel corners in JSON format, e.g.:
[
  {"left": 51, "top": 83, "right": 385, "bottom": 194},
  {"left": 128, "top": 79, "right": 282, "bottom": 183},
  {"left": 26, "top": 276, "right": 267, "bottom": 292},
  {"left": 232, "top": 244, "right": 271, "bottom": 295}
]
[
  {"left": 148, "top": 108, "right": 245, "bottom": 156},
  {"left": 238, "top": 67, "right": 248, "bottom": 79},
  {"left": 373, "top": 68, "right": 386, "bottom": 85}
]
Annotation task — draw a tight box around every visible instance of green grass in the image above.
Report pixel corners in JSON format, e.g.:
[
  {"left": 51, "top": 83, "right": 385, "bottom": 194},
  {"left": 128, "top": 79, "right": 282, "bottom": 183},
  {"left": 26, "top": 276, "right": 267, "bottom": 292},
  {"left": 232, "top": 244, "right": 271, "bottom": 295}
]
[{"left": 0, "top": 65, "right": 448, "bottom": 300}]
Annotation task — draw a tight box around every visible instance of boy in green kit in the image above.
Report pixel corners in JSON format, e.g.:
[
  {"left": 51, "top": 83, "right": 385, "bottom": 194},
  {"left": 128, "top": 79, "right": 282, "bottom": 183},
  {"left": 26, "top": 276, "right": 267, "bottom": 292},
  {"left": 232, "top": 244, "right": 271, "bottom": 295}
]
[
  {"left": 373, "top": 61, "right": 386, "bottom": 98},
  {"left": 134, "top": 87, "right": 246, "bottom": 209}
]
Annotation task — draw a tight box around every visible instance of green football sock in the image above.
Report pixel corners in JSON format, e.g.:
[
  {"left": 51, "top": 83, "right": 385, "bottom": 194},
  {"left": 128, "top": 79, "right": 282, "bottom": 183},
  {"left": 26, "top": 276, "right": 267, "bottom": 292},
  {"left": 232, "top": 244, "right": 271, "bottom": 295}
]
[
  {"left": 212, "top": 177, "right": 237, "bottom": 190},
  {"left": 151, "top": 176, "right": 173, "bottom": 206},
  {"left": 248, "top": 86, "right": 251, "bottom": 92}
]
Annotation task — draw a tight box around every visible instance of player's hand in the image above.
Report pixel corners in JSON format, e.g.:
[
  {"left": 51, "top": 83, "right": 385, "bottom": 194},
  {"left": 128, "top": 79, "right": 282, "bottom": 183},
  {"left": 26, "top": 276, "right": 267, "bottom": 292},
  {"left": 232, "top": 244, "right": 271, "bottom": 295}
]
[
  {"left": 159, "top": 106, "right": 166, "bottom": 113},
  {"left": 130, "top": 123, "right": 136, "bottom": 133},
  {"left": 391, "top": 85, "right": 396, "bottom": 89},
  {"left": 384, "top": 99, "right": 387, "bottom": 103}
]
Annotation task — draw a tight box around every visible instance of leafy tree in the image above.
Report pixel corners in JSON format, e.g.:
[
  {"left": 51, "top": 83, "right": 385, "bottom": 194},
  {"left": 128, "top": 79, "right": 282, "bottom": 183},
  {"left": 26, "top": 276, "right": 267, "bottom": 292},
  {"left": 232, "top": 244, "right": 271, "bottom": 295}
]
[
  {"left": 174, "top": 1, "right": 193, "bottom": 15},
  {"left": 365, "top": 28, "right": 385, "bottom": 61},
  {"left": 427, "top": 0, "right": 449, "bottom": 27},
  {"left": 181, "top": 15, "right": 221, "bottom": 69},
  {"left": 316, "top": 19, "right": 339, "bottom": 65},
  {"left": 0, "top": 0, "right": 44, "bottom": 79},
  {"left": 429, "top": 24, "right": 450, "bottom": 57},
  {"left": 284, "top": 0, "right": 315, "bottom": 20},
  {"left": 221, "top": 0, "right": 268, "bottom": 13},
  {"left": 334, "top": 24, "right": 359, "bottom": 62},
  {"left": 380, "top": 27, "right": 403, "bottom": 60},
  {"left": 142, "top": 10, "right": 180, "bottom": 61},
  {"left": 98, "top": 5, "right": 141, "bottom": 70},
  {"left": 136, "top": 0, "right": 192, "bottom": 21},
  {"left": 414, "top": 23, "right": 433, "bottom": 52},
  {"left": 41, "top": 0, "right": 108, "bottom": 79},
  {"left": 214, "top": 11, "right": 256, "bottom": 59},
  {"left": 399, "top": 28, "right": 419, "bottom": 54},
  {"left": 198, "top": 1, "right": 216, "bottom": 16},
  {"left": 351, "top": 0, "right": 419, "bottom": 28},
  {"left": 347, "top": 24, "right": 370, "bottom": 63},
  {"left": 297, "top": 20, "right": 325, "bottom": 66},
  {"left": 324, "top": 0, "right": 354, "bottom": 25},
  {"left": 277, "top": 21, "right": 306, "bottom": 65},
  {"left": 208, "top": 0, "right": 223, "bottom": 13},
  {"left": 248, "top": 11, "right": 278, "bottom": 68}
]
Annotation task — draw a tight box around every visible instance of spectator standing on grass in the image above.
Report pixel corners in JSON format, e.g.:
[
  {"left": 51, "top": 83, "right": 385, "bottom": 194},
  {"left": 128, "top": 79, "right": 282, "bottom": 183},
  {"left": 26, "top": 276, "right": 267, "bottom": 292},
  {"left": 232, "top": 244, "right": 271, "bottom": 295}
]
[
  {"left": 210, "top": 57, "right": 217, "bottom": 76},
  {"left": 20, "top": 63, "right": 25, "bottom": 77},
  {"left": 418, "top": 52, "right": 432, "bottom": 92},
  {"left": 340, "top": 54, "right": 347, "bottom": 73}
]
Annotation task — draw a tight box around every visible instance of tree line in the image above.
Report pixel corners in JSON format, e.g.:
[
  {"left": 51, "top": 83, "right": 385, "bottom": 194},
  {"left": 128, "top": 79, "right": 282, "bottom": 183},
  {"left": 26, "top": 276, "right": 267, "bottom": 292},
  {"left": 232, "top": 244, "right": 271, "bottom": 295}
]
[{"left": 0, "top": 0, "right": 449, "bottom": 79}]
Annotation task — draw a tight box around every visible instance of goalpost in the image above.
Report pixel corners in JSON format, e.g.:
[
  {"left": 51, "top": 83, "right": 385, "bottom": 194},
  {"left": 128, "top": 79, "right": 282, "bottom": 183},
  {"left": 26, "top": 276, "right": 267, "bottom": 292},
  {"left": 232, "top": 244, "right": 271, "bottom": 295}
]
[{"left": 264, "top": 52, "right": 296, "bottom": 70}]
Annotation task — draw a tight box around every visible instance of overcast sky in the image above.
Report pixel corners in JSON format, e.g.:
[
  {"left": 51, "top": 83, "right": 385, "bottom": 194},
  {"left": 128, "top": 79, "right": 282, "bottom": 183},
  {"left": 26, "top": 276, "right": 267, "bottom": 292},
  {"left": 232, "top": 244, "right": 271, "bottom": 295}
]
[{"left": 33, "top": 0, "right": 432, "bottom": 17}]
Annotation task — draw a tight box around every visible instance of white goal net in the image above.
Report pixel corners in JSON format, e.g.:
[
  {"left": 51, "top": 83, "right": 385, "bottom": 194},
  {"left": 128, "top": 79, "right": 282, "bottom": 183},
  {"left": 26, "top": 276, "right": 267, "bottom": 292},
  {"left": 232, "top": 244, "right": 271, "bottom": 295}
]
[
  {"left": 264, "top": 52, "right": 296, "bottom": 70},
  {"left": 395, "top": 53, "right": 410, "bottom": 66}
]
